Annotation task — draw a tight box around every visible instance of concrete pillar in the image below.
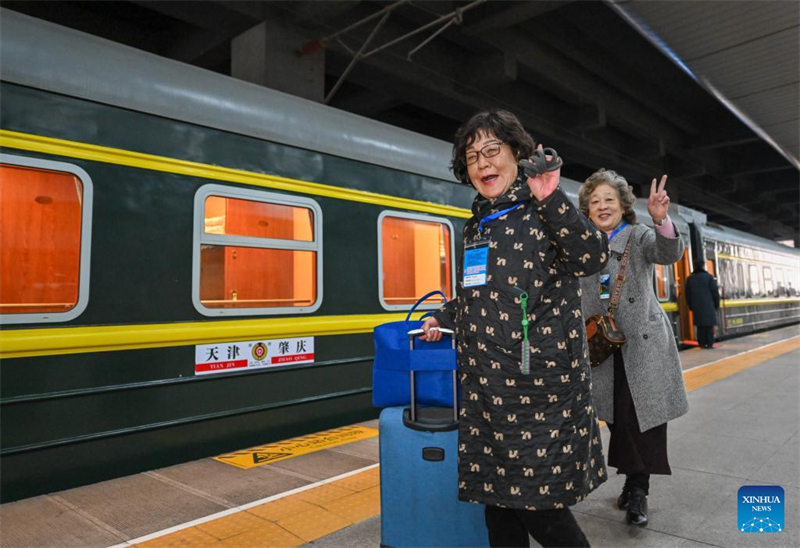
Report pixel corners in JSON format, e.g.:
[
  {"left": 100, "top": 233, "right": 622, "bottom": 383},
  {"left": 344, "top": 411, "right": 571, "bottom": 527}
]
[{"left": 232, "top": 20, "right": 325, "bottom": 103}]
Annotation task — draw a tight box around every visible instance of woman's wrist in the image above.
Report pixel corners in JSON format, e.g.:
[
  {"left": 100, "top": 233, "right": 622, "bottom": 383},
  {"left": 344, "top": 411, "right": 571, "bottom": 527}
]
[{"left": 653, "top": 214, "right": 669, "bottom": 226}]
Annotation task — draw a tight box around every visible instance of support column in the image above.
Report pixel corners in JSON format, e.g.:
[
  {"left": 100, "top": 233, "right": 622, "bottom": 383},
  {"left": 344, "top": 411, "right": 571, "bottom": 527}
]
[{"left": 232, "top": 20, "right": 325, "bottom": 103}]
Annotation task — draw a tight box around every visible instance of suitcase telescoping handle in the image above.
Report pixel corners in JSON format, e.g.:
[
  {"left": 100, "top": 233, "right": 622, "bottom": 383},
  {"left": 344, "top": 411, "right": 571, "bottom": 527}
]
[{"left": 407, "top": 328, "right": 457, "bottom": 424}]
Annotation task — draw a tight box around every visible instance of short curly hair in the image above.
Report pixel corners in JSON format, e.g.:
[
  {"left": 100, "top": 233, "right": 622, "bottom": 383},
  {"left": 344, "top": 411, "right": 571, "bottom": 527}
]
[
  {"left": 450, "top": 109, "right": 535, "bottom": 184},
  {"left": 578, "top": 169, "right": 637, "bottom": 225}
]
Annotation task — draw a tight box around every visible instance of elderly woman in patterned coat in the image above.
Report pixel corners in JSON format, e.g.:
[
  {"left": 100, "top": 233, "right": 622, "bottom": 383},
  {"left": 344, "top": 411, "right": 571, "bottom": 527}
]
[
  {"left": 420, "top": 110, "right": 609, "bottom": 548},
  {"left": 578, "top": 169, "right": 689, "bottom": 529}
]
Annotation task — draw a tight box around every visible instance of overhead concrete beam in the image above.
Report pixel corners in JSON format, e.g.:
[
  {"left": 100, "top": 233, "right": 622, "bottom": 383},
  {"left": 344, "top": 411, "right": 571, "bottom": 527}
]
[
  {"left": 468, "top": 1, "right": 568, "bottom": 32},
  {"left": 468, "top": 52, "right": 517, "bottom": 88}
]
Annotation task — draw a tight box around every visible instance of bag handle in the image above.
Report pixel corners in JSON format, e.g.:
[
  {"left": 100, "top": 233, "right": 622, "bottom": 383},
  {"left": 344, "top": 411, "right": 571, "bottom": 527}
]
[
  {"left": 405, "top": 290, "right": 447, "bottom": 322},
  {"left": 608, "top": 237, "right": 633, "bottom": 316}
]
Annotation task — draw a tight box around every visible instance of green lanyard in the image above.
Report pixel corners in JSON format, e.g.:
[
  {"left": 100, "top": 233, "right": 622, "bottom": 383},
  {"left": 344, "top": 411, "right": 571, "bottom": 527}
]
[{"left": 519, "top": 289, "right": 530, "bottom": 374}]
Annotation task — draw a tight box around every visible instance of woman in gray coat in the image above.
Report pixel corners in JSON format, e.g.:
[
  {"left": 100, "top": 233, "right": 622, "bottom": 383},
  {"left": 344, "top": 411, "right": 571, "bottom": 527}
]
[{"left": 578, "top": 169, "right": 689, "bottom": 528}]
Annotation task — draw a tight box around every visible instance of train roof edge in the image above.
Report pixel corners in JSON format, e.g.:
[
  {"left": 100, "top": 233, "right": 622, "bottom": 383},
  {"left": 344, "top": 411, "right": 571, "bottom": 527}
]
[{"left": 0, "top": 8, "right": 457, "bottom": 183}]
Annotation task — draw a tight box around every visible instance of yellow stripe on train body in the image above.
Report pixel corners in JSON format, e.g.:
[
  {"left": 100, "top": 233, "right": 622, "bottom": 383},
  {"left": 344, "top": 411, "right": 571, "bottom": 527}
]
[
  {"left": 721, "top": 298, "right": 800, "bottom": 308},
  {"left": 0, "top": 313, "right": 424, "bottom": 359},
  {"left": 0, "top": 130, "right": 472, "bottom": 219}
]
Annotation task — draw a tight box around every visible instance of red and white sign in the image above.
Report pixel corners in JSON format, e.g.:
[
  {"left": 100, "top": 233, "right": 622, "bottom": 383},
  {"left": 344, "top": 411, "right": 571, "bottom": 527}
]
[{"left": 195, "top": 337, "right": 315, "bottom": 375}]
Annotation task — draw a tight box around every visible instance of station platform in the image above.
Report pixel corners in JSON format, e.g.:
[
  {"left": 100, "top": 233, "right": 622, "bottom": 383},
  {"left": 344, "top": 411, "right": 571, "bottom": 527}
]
[{"left": 1, "top": 325, "right": 798, "bottom": 548}]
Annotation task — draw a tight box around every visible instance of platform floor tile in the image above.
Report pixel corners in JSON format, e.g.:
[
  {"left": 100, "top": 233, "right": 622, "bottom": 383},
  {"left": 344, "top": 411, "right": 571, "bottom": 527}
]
[
  {"left": 276, "top": 505, "right": 353, "bottom": 543},
  {"left": 136, "top": 527, "right": 218, "bottom": 548},
  {"left": 303, "top": 515, "right": 380, "bottom": 548},
  {"left": 0, "top": 496, "right": 123, "bottom": 548},
  {"left": 245, "top": 497, "right": 321, "bottom": 522},
  {"left": 571, "top": 512, "right": 696, "bottom": 547},
  {"left": 152, "top": 459, "right": 309, "bottom": 507},
  {"left": 267, "top": 450, "right": 376, "bottom": 481},
  {"left": 670, "top": 431, "right": 783, "bottom": 480},
  {"left": 293, "top": 484, "right": 356, "bottom": 506},
  {"left": 320, "top": 486, "right": 381, "bottom": 524},
  {"left": 217, "top": 522, "right": 304, "bottom": 548},
  {"left": 194, "top": 512, "right": 270, "bottom": 541},
  {"left": 56, "top": 474, "right": 227, "bottom": 540},
  {"left": 327, "top": 466, "right": 379, "bottom": 492},
  {"left": 749, "top": 443, "right": 800, "bottom": 489}
]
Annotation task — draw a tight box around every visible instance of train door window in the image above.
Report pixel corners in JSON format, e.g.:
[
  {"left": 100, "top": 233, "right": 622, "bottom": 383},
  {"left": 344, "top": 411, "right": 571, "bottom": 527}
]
[
  {"left": 378, "top": 211, "right": 454, "bottom": 311},
  {"left": 762, "top": 266, "right": 774, "bottom": 296},
  {"left": 775, "top": 268, "right": 785, "bottom": 297},
  {"left": 748, "top": 264, "right": 760, "bottom": 297},
  {"left": 192, "top": 185, "right": 322, "bottom": 316},
  {"left": 0, "top": 154, "right": 93, "bottom": 324},
  {"left": 653, "top": 264, "right": 669, "bottom": 301}
]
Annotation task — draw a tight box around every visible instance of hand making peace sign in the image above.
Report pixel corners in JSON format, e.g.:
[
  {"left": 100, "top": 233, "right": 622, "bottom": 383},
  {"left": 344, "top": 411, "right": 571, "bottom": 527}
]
[{"left": 648, "top": 175, "right": 670, "bottom": 224}]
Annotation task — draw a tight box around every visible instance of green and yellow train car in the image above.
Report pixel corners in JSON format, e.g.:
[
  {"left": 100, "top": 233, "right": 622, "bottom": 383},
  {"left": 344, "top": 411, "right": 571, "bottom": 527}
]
[
  {"left": 0, "top": 10, "right": 477, "bottom": 502},
  {"left": 1, "top": 9, "right": 797, "bottom": 503}
]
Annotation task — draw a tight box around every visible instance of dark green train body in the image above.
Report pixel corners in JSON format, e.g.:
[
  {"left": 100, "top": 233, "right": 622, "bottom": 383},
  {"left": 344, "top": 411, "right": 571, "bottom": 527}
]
[{"left": 1, "top": 10, "right": 797, "bottom": 503}]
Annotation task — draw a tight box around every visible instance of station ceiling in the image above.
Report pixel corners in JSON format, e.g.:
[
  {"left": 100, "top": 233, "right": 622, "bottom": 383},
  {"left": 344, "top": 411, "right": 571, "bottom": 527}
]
[{"left": 3, "top": 0, "right": 797, "bottom": 242}]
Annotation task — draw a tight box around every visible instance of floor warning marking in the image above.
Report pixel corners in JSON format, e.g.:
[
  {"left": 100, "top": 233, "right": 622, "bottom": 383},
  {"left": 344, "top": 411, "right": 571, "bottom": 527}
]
[{"left": 214, "top": 426, "right": 378, "bottom": 469}]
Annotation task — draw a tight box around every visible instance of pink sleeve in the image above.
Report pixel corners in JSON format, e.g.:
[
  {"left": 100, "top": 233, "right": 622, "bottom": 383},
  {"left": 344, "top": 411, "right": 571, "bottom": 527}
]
[{"left": 655, "top": 217, "right": 677, "bottom": 238}]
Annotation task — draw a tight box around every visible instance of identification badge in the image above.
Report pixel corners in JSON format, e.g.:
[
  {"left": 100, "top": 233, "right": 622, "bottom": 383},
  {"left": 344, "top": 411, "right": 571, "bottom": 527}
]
[
  {"left": 599, "top": 274, "right": 610, "bottom": 300},
  {"left": 464, "top": 241, "right": 490, "bottom": 288}
]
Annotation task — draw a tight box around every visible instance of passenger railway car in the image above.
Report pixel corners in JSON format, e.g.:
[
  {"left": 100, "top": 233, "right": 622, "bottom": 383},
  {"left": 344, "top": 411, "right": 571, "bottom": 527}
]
[
  {"left": 0, "top": 10, "right": 477, "bottom": 502},
  {"left": 1, "top": 10, "right": 797, "bottom": 502},
  {"left": 695, "top": 223, "right": 800, "bottom": 338}
]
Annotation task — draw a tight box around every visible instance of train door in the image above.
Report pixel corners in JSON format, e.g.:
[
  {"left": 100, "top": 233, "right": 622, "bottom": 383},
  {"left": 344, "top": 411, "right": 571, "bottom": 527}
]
[{"left": 675, "top": 249, "right": 695, "bottom": 344}]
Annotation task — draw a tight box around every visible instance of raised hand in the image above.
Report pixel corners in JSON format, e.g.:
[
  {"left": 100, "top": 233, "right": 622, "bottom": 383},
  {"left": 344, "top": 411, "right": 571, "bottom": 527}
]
[
  {"left": 525, "top": 144, "right": 561, "bottom": 201},
  {"left": 648, "top": 175, "right": 670, "bottom": 223}
]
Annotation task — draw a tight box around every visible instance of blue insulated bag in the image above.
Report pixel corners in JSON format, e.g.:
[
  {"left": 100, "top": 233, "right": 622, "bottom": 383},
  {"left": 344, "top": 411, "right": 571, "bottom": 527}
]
[{"left": 372, "top": 291, "right": 457, "bottom": 408}]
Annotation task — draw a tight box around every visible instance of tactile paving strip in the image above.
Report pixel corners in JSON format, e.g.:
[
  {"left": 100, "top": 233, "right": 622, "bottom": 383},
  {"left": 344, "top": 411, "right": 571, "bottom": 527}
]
[{"left": 130, "top": 467, "right": 380, "bottom": 548}]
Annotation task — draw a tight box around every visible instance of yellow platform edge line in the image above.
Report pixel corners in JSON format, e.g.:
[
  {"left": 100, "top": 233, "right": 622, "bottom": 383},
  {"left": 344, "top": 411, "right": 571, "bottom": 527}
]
[
  {"left": 682, "top": 337, "right": 800, "bottom": 392},
  {"left": 127, "top": 336, "right": 800, "bottom": 547}
]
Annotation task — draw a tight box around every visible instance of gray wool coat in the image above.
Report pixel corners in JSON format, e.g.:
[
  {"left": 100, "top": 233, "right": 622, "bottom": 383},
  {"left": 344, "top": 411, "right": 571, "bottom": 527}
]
[{"left": 580, "top": 223, "right": 689, "bottom": 432}]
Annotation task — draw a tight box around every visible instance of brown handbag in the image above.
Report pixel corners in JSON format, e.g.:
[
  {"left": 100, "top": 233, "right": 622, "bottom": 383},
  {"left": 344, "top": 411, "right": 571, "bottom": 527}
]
[{"left": 585, "top": 237, "right": 632, "bottom": 367}]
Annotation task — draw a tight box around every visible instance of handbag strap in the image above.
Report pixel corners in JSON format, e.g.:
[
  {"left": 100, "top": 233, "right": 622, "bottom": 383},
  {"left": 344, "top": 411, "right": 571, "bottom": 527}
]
[
  {"left": 405, "top": 290, "right": 447, "bottom": 322},
  {"left": 608, "top": 236, "right": 633, "bottom": 316}
]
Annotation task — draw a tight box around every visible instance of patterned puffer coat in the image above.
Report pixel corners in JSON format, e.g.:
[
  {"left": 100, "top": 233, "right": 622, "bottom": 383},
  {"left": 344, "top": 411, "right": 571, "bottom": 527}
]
[{"left": 434, "top": 178, "right": 609, "bottom": 510}]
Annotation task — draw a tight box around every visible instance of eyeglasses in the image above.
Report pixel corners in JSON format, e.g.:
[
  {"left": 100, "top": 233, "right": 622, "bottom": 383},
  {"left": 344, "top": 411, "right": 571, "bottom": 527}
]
[{"left": 465, "top": 141, "right": 504, "bottom": 165}]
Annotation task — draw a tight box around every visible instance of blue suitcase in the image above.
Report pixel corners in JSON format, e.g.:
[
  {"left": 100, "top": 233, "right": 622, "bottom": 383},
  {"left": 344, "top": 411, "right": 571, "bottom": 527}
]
[{"left": 379, "top": 329, "right": 489, "bottom": 548}]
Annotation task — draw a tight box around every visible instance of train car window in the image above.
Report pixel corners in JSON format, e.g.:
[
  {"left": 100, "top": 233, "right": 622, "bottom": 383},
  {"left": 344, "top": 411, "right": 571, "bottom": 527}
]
[
  {"left": 775, "top": 268, "right": 785, "bottom": 297},
  {"left": 787, "top": 269, "right": 800, "bottom": 297},
  {"left": 762, "top": 266, "right": 774, "bottom": 296},
  {"left": 204, "top": 197, "right": 314, "bottom": 241},
  {"left": 653, "top": 264, "right": 669, "bottom": 301},
  {"left": 748, "top": 264, "right": 761, "bottom": 297},
  {"left": 378, "top": 211, "right": 455, "bottom": 311},
  {"left": 736, "top": 262, "right": 746, "bottom": 299},
  {"left": 719, "top": 259, "right": 735, "bottom": 300},
  {"left": 0, "top": 155, "right": 93, "bottom": 324},
  {"left": 192, "top": 185, "right": 322, "bottom": 317}
]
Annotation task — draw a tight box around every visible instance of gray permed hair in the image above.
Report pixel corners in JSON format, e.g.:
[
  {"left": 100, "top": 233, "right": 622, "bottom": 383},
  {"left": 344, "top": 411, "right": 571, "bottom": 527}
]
[{"left": 578, "top": 168, "right": 637, "bottom": 225}]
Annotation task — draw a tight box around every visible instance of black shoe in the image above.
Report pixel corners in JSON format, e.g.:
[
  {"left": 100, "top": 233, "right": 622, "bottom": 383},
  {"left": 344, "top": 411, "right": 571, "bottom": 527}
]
[
  {"left": 626, "top": 487, "right": 648, "bottom": 527},
  {"left": 616, "top": 487, "right": 629, "bottom": 510}
]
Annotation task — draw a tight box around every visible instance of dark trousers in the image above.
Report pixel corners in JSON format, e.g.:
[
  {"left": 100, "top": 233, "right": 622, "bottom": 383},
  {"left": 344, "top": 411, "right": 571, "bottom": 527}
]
[
  {"left": 484, "top": 505, "right": 590, "bottom": 548},
  {"left": 697, "top": 326, "right": 714, "bottom": 348},
  {"left": 625, "top": 472, "right": 650, "bottom": 495}
]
